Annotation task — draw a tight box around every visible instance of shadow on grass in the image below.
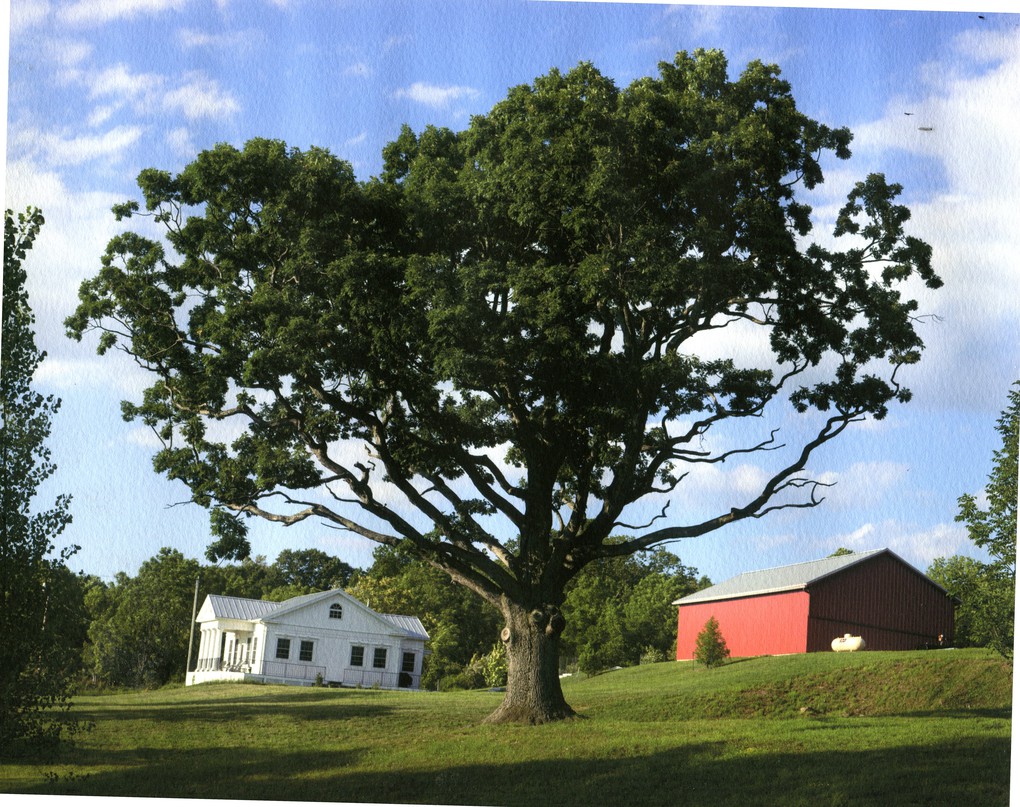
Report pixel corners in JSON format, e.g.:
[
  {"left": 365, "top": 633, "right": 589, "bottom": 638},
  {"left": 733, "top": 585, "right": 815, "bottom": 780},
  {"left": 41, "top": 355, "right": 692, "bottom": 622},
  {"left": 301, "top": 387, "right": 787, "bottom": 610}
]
[
  {"left": 72, "top": 688, "right": 400, "bottom": 725},
  {"left": 22, "top": 729, "right": 1010, "bottom": 806}
]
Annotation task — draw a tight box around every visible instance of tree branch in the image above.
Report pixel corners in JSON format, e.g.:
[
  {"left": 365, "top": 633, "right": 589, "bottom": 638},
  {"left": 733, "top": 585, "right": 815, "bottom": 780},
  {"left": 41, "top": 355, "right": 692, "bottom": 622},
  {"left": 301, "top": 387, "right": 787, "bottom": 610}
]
[{"left": 597, "top": 409, "right": 863, "bottom": 557}]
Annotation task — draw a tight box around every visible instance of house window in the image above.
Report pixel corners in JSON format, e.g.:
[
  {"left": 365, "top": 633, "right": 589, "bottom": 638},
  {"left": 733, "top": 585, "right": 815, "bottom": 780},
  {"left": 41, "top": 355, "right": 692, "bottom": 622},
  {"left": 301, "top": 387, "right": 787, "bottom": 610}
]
[
  {"left": 373, "top": 648, "right": 388, "bottom": 669},
  {"left": 252, "top": 637, "right": 258, "bottom": 664},
  {"left": 329, "top": 603, "right": 343, "bottom": 620},
  {"left": 299, "top": 640, "right": 314, "bottom": 662},
  {"left": 275, "top": 638, "right": 291, "bottom": 659},
  {"left": 350, "top": 645, "right": 364, "bottom": 667},
  {"left": 402, "top": 652, "right": 416, "bottom": 673}
]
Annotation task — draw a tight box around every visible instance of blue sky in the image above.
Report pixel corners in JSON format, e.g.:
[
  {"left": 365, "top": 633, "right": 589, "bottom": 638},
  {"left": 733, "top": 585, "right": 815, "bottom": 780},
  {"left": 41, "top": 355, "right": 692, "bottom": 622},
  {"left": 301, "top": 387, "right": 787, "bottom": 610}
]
[{"left": 5, "top": 1, "right": 1019, "bottom": 586}]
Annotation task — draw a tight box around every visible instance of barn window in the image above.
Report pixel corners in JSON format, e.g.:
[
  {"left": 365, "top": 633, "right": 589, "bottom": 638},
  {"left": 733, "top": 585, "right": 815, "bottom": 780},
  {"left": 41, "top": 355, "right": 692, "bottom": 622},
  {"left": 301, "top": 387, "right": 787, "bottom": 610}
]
[
  {"left": 299, "top": 640, "right": 314, "bottom": 662},
  {"left": 350, "top": 645, "right": 364, "bottom": 666},
  {"left": 329, "top": 603, "right": 343, "bottom": 620},
  {"left": 275, "top": 638, "right": 291, "bottom": 659},
  {"left": 401, "top": 652, "right": 416, "bottom": 673},
  {"left": 373, "top": 648, "right": 388, "bottom": 669}
]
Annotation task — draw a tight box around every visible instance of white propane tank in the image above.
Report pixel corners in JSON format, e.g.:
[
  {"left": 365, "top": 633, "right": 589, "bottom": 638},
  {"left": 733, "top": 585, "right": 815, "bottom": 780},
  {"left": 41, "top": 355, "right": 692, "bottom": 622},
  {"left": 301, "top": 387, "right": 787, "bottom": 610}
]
[{"left": 831, "top": 634, "right": 865, "bottom": 652}]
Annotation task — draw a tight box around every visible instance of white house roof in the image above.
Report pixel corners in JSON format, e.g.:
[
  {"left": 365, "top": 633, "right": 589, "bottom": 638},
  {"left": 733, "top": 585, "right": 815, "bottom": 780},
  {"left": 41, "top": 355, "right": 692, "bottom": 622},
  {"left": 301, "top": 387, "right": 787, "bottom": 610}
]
[
  {"left": 672, "top": 548, "right": 888, "bottom": 606},
  {"left": 381, "top": 614, "right": 430, "bottom": 641},
  {"left": 258, "top": 589, "right": 339, "bottom": 621}
]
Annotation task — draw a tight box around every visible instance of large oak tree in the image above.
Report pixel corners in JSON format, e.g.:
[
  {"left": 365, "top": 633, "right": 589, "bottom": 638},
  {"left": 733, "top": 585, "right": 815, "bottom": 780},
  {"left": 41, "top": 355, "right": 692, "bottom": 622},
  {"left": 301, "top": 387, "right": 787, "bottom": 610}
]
[{"left": 67, "top": 51, "right": 940, "bottom": 723}]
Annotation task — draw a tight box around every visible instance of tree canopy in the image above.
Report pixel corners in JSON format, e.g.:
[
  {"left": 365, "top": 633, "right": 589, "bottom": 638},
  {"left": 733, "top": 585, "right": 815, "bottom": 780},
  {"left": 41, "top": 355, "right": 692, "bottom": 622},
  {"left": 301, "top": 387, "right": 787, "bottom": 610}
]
[
  {"left": 273, "top": 547, "right": 355, "bottom": 592},
  {"left": 347, "top": 545, "right": 502, "bottom": 690},
  {"left": 947, "top": 382, "right": 1018, "bottom": 659},
  {"left": 67, "top": 51, "right": 941, "bottom": 722},
  {"left": 560, "top": 547, "right": 705, "bottom": 674},
  {"left": 957, "top": 383, "right": 1018, "bottom": 574}
]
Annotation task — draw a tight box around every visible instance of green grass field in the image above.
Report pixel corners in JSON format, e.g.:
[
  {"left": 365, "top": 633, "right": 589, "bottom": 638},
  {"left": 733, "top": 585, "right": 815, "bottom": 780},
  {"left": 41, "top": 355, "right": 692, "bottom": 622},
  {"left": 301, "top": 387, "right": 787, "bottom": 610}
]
[{"left": 1, "top": 649, "right": 1011, "bottom": 806}]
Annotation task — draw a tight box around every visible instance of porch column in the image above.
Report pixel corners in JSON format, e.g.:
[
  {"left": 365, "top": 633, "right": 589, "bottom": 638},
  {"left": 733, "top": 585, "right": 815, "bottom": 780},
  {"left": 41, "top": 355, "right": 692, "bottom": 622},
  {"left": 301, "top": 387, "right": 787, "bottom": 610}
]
[
  {"left": 212, "top": 629, "right": 224, "bottom": 670},
  {"left": 199, "top": 629, "right": 212, "bottom": 670}
]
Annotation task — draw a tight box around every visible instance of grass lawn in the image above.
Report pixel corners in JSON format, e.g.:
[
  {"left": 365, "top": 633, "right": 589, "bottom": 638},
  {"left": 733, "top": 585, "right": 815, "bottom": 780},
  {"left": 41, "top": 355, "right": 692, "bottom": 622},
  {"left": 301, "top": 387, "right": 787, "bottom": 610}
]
[{"left": 1, "top": 649, "right": 1011, "bottom": 806}]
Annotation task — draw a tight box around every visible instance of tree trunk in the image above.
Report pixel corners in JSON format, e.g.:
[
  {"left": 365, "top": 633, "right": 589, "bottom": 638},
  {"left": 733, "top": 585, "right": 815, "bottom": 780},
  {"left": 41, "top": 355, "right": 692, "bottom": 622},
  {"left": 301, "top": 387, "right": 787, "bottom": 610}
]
[{"left": 483, "top": 598, "right": 576, "bottom": 724}]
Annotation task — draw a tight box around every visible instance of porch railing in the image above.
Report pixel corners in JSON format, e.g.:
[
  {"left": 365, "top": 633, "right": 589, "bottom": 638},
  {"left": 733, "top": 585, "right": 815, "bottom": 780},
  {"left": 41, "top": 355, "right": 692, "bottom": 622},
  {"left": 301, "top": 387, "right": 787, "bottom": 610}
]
[
  {"left": 260, "top": 661, "right": 327, "bottom": 682},
  {"left": 193, "top": 657, "right": 421, "bottom": 689}
]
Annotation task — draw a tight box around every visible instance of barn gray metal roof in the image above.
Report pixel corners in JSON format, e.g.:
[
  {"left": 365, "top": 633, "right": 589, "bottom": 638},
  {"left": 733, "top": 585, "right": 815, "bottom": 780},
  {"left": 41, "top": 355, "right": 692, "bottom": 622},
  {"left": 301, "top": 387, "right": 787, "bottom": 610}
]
[
  {"left": 381, "top": 614, "right": 430, "bottom": 641},
  {"left": 205, "top": 594, "right": 281, "bottom": 620},
  {"left": 672, "top": 548, "right": 888, "bottom": 606}
]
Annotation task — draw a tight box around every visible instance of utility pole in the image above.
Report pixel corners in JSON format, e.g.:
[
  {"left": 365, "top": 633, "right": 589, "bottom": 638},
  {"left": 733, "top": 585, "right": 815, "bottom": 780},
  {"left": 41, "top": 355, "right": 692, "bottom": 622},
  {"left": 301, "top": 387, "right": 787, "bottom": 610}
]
[{"left": 185, "top": 574, "right": 200, "bottom": 682}]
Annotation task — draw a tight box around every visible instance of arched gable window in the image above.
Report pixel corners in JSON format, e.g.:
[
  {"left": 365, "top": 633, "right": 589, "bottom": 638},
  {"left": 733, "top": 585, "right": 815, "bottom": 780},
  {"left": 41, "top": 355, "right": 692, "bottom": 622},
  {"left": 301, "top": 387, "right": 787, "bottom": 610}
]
[{"left": 329, "top": 603, "right": 343, "bottom": 620}]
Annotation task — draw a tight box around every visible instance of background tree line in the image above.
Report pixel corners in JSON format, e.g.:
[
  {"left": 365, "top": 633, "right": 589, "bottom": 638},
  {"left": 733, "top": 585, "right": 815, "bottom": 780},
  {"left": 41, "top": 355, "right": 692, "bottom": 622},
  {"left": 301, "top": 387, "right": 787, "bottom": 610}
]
[
  {"left": 80, "top": 547, "right": 354, "bottom": 690},
  {"left": 68, "top": 542, "right": 708, "bottom": 692}
]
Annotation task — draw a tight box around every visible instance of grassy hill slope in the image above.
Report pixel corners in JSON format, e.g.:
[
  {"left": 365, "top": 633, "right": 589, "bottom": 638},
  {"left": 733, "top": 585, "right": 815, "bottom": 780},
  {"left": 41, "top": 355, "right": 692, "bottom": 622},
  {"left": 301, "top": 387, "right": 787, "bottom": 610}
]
[
  {"left": 567, "top": 649, "right": 1012, "bottom": 720},
  {"left": 1, "top": 649, "right": 1011, "bottom": 806}
]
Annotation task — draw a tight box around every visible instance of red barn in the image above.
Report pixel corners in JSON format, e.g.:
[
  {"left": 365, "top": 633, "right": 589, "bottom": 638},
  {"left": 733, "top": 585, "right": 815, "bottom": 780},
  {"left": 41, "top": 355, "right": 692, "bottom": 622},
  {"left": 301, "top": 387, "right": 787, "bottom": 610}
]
[{"left": 674, "top": 548, "right": 956, "bottom": 660}]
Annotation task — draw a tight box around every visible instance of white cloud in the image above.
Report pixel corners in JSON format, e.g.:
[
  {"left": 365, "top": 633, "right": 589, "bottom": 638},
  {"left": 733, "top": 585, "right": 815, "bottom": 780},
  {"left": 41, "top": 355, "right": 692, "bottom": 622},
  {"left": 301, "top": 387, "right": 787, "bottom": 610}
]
[
  {"left": 87, "top": 106, "right": 116, "bottom": 128},
  {"left": 124, "top": 426, "right": 164, "bottom": 450},
  {"left": 88, "top": 63, "right": 163, "bottom": 103},
  {"left": 178, "top": 27, "right": 261, "bottom": 50},
  {"left": 10, "top": 0, "right": 52, "bottom": 32},
  {"left": 729, "top": 463, "right": 772, "bottom": 496},
  {"left": 4, "top": 159, "right": 143, "bottom": 371},
  {"left": 166, "top": 126, "right": 197, "bottom": 158},
  {"left": 12, "top": 124, "right": 144, "bottom": 167},
  {"left": 58, "top": 0, "right": 189, "bottom": 26},
  {"left": 393, "top": 82, "right": 480, "bottom": 109},
  {"left": 43, "top": 38, "right": 95, "bottom": 71},
  {"left": 832, "top": 522, "right": 876, "bottom": 550},
  {"left": 829, "top": 519, "right": 979, "bottom": 571},
  {"left": 686, "top": 6, "right": 727, "bottom": 38},
  {"left": 34, "top": 357, "right": 151, "bottom": 397},
  {"left": 814, "top": 461, "right": 912, "bottom": 509},
  {"left": 162, "top": 73, "right": 240, "bottom": 120},
  {"left": 61, "top": 62, "right": 239, "bottom": 124}
]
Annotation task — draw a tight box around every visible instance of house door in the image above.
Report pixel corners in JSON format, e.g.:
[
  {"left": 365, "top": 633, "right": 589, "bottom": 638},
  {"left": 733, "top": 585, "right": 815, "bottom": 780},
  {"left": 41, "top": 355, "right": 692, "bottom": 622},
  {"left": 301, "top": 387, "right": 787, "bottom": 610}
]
[{"left": 399, "top": 652, "right": 415, "bottom": 687}]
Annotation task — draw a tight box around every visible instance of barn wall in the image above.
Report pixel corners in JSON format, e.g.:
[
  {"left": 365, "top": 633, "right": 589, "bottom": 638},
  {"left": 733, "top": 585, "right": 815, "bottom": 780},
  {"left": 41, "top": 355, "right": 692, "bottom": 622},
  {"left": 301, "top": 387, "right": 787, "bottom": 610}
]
[
  {"left": 806, "top": 553, "right": 955, "bottom": 652},
  {"left": 676, "top": 590, "right": 810, "bottom": 660}
]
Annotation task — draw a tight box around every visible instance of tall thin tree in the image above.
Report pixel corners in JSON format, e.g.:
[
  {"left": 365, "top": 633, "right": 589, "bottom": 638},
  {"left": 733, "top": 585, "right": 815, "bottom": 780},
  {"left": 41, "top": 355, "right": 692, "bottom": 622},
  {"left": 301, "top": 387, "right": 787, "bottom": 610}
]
[{"left": 1, "top": 208, "right": 79, "bottom": 752}]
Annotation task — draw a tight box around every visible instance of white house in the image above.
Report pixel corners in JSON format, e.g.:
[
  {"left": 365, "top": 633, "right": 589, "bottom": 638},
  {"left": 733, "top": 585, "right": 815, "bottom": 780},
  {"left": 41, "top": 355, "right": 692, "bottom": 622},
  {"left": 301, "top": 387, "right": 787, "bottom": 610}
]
[{"left": 186, "top": 588, "right": 429, "bottom": 690}]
